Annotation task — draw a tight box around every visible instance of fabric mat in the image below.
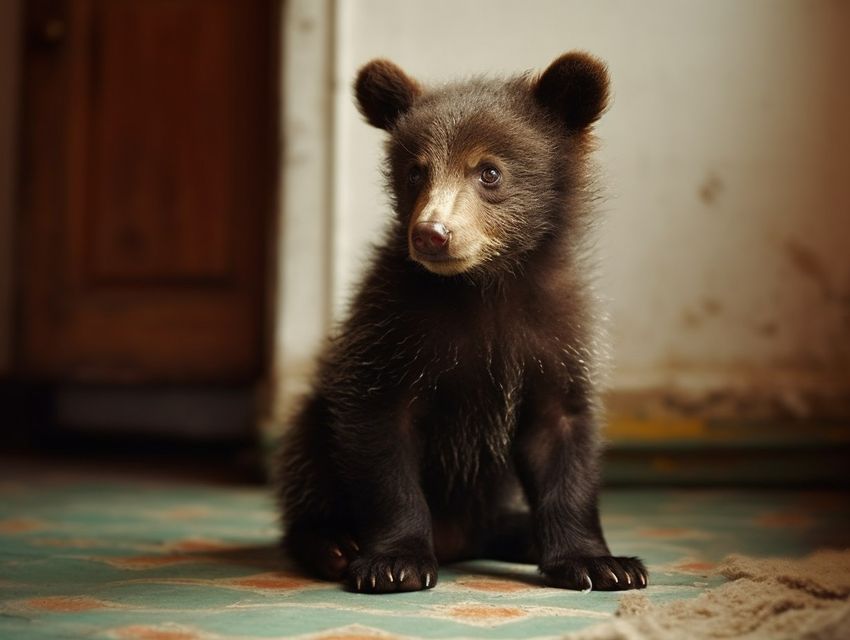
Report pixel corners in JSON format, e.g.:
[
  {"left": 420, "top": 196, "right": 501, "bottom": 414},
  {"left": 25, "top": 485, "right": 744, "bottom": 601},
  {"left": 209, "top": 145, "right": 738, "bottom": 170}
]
[
  {"left": 572, "top": 549, "right": 850, "bottom": 640},
  {"left": 1, "top": 464, "right": 848, "bottom": 639}
]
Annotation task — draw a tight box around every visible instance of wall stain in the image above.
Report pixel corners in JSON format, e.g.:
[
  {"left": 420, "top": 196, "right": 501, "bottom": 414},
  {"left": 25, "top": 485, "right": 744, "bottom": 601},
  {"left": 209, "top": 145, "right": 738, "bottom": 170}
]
[
  {"left": 298, "top": 17, "right": 315, "bottom": 33},
  {"left": 784, "top": 239, "right": 832, "bottom": 298},
  {"left": 702, "top": 298, "right": 723, "bottom": 315},
  {"left": 681, "top": 308, "right": 702, "bottom": 329},
  {"left": 698, "top": 172, "right": 723, "bottom": 205},
  {"left": 756, "top": 321, "right": 779, "bottom": 338},
  {"left": 681, "top": 297, "right": 724, "bottom": 329}
]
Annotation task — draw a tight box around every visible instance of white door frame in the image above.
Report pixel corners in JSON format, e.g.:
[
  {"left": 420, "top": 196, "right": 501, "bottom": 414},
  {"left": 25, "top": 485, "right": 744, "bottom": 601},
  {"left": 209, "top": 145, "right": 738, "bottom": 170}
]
[{"left": 266, "top": 0, "right": 338, "bottom": 431}]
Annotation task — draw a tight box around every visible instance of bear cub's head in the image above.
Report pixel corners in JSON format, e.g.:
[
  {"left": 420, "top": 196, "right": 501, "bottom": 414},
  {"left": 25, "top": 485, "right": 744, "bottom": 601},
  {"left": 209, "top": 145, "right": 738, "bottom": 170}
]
[{"left": 355, "top": 52, "right": 609, "bottom": 278}]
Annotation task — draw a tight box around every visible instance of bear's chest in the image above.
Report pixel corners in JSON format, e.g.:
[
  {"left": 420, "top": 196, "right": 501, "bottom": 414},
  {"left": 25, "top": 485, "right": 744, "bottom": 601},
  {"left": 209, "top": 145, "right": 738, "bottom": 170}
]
[{"left": 407, "top": 334, "right": 525, "bottom": 480}]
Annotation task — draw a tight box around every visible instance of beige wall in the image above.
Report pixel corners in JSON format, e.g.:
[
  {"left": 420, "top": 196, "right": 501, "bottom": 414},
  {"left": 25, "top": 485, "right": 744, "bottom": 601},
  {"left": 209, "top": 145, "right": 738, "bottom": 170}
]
[
  {"left": 0, "top": 0, "right": 22, "bottom": 375},
  {"left": 324, "top": 0, "right": 850, "bottom": 399},
  {"left": 5, "top": 1, "right": 844, "bottom": 413}
]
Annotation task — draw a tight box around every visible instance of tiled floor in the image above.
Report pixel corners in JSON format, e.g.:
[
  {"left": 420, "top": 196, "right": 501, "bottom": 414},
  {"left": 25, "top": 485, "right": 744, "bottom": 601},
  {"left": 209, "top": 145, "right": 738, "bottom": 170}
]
[{"left": 1, "top": 460, "right": 848, "bottom": 639}]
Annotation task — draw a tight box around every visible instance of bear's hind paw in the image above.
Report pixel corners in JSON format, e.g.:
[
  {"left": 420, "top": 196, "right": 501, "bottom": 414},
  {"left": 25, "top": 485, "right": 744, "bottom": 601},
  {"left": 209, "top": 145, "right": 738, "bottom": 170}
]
[{"left": 543, "top": 556, "right": 647, "bottom": 592}]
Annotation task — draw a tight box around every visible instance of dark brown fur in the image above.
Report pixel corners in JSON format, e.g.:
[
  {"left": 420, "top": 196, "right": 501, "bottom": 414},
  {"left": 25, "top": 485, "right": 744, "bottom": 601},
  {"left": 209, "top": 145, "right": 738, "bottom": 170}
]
[{"left": 277, "top": 52, "right": 646, "bottom": 593}]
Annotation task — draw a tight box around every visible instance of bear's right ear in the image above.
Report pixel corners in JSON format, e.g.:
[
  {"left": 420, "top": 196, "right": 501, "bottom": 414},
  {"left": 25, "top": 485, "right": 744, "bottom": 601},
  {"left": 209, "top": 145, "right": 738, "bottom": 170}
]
[
  {"left": 354, "top": 59, "right": 422, "bottom": 130},
  {"left": 533, "top": 52, "right": 610, "bottom": 131}
]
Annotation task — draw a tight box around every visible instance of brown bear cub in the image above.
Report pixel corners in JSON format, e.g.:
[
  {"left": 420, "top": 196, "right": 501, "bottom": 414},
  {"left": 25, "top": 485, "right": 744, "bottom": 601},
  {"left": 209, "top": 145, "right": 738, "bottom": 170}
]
[{"left": 277, "top": 52, "right": 647, "bottom": 594}]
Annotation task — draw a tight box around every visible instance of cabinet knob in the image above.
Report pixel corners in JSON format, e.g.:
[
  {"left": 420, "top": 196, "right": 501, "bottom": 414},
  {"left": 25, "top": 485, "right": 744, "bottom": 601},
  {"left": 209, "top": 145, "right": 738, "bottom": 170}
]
[{"left": 38, "top": 18, "right": 66, "bottom": 46}]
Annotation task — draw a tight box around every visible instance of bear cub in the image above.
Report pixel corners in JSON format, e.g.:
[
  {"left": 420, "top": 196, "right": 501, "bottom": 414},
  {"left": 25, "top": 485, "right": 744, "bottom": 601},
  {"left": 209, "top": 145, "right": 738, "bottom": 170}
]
[{"left": 277, "top": 52, "right": 647, "bottom": 593}]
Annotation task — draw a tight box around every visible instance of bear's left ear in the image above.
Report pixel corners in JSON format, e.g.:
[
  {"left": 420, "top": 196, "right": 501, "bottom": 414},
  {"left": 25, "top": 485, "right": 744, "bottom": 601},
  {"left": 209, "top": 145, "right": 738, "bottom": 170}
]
[
  {"left": 533, "top": 52, "right": 610, "bottom": 131},
  {"left": 354, "top": 59, "right": 422, "bottom": 130}
]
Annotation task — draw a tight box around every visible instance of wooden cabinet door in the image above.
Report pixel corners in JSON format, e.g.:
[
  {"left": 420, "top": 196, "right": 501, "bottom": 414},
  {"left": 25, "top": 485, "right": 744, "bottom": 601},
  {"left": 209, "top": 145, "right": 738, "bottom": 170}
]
[{"left": 18, "top": 0, "right": 274, "bottom": 383}]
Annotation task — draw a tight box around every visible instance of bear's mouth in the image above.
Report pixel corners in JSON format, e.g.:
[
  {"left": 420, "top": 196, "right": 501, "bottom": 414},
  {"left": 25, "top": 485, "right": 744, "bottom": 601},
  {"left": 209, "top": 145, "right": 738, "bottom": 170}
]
[
  {"left": 411, "top": 252, "right": 457, "bottom": 264},
  {"left": 411, "top": 253, "right": 475, "bottom": 276}
]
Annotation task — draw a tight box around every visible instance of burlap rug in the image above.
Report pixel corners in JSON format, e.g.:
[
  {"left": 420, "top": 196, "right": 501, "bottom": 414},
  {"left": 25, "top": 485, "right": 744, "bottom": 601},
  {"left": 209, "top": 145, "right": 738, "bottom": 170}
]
[{"left": 571, "top": 549, "right": 850, "bottom": 640}]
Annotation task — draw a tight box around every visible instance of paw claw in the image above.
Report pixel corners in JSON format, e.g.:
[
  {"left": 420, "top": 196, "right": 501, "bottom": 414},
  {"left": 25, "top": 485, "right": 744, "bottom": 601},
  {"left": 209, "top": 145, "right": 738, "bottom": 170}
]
[
  {"left": 330, "top": 546, "right": 343, "bottom": 558},
  {"left": 347, "top": 553, "right": 437, "bottom": 594},
  {"left": 544, "top": 556, "right": 647, "bottom": 592}
]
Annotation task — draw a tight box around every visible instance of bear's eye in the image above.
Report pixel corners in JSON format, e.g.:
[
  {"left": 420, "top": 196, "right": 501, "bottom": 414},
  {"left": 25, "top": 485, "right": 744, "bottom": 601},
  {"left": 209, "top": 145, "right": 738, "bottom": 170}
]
[
  {"left": 479, "top": 166, "right": 501, "bottom": 187},
  {"left": 408, "top": 166, "right": 424, "bottom": 186}
]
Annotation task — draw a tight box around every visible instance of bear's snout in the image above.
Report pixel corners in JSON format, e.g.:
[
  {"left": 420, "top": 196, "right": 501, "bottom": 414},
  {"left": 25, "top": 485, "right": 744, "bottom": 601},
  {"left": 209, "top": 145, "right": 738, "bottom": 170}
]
[{"left": 411, "top": 221, "right": 451, "bottom": 258}]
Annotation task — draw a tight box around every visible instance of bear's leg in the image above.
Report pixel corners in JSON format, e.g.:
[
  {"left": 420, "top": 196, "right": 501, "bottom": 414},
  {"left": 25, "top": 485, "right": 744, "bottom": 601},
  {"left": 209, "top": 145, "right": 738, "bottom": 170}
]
[
  {"left": 344, "top": 494, "right": 438, "bottom": 593},
  {"left": 279, "top": 397, "right": 363, "bottom": 581},
  {"left": 514, "top": 396, "right": 647, "bottom": 591},
  {"left": 337, "top": 414, "right": 438, "bottom": 594},
  {"left": 284, "top": 521, "right": 360, "bottom": 581}
]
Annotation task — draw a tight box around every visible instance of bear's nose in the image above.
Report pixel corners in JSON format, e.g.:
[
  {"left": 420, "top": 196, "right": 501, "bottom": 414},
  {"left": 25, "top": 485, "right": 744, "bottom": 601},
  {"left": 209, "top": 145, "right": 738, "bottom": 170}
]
[{"left": 412, "top": 221, "right": 451, "bottom": 257}]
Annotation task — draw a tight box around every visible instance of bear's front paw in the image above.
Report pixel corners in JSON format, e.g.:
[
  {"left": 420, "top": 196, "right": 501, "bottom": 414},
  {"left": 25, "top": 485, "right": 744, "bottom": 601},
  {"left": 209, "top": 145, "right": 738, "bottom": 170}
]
[
  {"left": 543, "top": 556, "right": 647, "bottom": 591},
  {"left": 346, "top": 553, "right": 438, "bottom": 594}
]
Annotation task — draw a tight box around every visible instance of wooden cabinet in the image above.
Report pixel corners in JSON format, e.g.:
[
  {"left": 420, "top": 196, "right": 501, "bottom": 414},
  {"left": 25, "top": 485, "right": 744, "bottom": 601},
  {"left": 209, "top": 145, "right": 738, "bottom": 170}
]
[{"left": 18, "top": 0, "right": 275, "bottom": 383}]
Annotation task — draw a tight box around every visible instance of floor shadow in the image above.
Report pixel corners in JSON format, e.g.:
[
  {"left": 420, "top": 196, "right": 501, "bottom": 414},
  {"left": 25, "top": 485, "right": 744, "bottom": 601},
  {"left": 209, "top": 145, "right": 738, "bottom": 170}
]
[
  {"left": 186, "top": 544, "right": 546, "bottom": 587},
  {"left": 446, "top": 560, "right": 545, "bottom": 587},
  {"left": 190, "top": 544, "right": 290, "bottom": 572}
]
